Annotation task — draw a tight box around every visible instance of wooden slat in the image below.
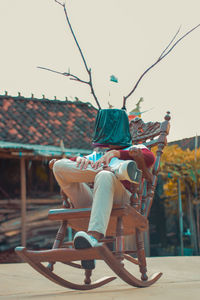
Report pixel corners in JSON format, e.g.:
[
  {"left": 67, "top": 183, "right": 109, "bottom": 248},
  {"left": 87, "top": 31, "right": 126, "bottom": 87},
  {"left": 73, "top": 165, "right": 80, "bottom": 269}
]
[{"left": 0, "top": 208, "right": 50, "bottom": 234}]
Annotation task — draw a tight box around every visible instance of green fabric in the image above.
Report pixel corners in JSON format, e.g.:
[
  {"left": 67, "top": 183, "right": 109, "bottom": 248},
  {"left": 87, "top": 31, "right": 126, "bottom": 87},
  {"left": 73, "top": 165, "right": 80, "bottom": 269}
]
[{"left": 92, "top": 109, "right": 132, "bottom": 147}]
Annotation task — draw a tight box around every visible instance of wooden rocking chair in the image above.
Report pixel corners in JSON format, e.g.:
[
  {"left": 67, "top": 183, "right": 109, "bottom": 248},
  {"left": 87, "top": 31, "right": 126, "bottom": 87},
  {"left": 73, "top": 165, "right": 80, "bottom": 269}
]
[{"left": 15, "top": 111, "right": 171, "bottom": 290}]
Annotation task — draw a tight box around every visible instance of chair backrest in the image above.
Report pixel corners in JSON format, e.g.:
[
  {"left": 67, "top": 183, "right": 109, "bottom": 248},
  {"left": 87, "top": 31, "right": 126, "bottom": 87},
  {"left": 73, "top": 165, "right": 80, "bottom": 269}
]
[{"left": 129, "top": 111, "right": 171, "bottom": 217}]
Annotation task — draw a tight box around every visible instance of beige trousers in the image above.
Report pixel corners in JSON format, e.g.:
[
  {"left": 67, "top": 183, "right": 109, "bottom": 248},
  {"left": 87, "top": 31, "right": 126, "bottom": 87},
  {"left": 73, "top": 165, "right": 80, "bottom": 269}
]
[{"left": 53, "top": 159, "right": 131, "bottom": 235}]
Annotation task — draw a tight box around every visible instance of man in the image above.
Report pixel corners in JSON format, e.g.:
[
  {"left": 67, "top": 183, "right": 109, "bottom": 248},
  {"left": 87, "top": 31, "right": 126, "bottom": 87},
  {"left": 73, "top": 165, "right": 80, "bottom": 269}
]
[{"left": 51, "top": 109, "right": 155, "bottom": 269}]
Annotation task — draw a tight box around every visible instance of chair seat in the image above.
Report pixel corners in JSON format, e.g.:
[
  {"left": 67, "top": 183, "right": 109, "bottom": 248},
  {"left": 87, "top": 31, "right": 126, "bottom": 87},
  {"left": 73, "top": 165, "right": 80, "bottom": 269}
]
[{"left": 48, "top": 206, "right": 148, "bottom": 236}]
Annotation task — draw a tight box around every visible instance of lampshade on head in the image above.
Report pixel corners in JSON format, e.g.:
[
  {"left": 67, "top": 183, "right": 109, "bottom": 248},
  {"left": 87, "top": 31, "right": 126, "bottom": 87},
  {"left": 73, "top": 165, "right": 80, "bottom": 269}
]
[{"left": 92, "top": 109, "right": 132, "bottom": 148}]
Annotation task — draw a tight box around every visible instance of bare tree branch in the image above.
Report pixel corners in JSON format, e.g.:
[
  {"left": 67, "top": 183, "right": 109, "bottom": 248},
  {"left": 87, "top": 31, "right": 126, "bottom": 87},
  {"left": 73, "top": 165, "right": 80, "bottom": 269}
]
[
  {"left": 55, "top": 0, "right": 64, "bottom": 7},
  {"left": 122, "top": 23, "right": 200, "bottom": 109},
  {"left": 62, "top": 4, "right": 89, "bottom": 73},
  {"left": 37, "top": 66, "right": 89, "bottom": 85},
  {"left": 159, "top": 23, "right": 200, "bottom": 60},
  {"left": 54, "top": 0, "right": 101, "bottom": 109},
  {"left": 158, "top": 25, "right": 181, "bottom": 60}
]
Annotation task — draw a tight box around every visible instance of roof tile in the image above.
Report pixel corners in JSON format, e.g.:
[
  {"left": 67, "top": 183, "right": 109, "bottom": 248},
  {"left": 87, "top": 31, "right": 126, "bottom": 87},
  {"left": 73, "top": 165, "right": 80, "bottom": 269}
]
[
  {"left": 0, "top": 96, "right": 97, "bottom": 150},
  {"left": 9, "top": 128, "right": 18, "bottom": 135}
]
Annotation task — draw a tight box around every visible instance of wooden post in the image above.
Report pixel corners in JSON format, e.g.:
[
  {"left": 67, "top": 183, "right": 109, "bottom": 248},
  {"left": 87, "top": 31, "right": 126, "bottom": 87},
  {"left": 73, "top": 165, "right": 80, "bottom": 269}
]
[
  {"left": 177, "top": 178, "right": 184, "bottom": 256},
  {"left": 27, "top": 160, "right": 32, "bottom": 195},
  {"left": 49, "top": 168, "right": 54, "bottom": 194},
  {"left": 20, "top": 156, "right": 26, "bottom": 246}
]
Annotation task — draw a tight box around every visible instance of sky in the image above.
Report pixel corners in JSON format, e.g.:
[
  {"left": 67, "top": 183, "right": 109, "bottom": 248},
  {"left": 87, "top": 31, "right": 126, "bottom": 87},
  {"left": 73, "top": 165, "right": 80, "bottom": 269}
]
[{"left": 0, "top": 0, "right": 200, "bottom": 143}]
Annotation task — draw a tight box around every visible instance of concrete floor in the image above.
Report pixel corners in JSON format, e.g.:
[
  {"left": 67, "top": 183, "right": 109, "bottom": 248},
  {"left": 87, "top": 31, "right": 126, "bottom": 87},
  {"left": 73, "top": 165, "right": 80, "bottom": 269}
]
[{"left": 0, "top": 256, "right": 200, "bottom": 300}]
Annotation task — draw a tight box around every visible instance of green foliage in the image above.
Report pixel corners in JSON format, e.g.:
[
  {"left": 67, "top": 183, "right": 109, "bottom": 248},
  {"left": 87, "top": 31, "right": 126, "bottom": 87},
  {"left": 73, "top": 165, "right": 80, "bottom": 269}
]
[{"left": 160, "top": 145, "right": 200, "bottom": 202}]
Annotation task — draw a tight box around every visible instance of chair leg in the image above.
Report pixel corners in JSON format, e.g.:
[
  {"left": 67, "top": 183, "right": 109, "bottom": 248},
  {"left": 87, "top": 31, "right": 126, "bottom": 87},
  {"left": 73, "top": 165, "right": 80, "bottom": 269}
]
[
  {"left": 115, "top": 216, "right": 124, "bottom": 266},
  {"left": 136, "top": 229, "right": 148, "bottom": 281},
  {"left": 84, "top": 269, "right": 92, "bottom": 284},
  {"left": 47, "top": 220, "right": 68, "bottom": 271}
]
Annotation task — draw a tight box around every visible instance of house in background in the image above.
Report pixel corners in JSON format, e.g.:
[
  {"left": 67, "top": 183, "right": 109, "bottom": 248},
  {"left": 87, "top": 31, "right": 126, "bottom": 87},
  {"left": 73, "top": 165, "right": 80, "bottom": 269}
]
[
  {"left": 0, "top": 93, "right": 97, "bottom": 156},
  {"left": 0, "top": 93, "right": 97, "bottom": 252}
]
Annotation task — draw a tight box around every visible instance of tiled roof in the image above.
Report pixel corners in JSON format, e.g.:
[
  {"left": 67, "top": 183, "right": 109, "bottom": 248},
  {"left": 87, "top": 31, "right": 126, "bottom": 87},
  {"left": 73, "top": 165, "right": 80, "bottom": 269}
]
[
  {"left": 0, "top": 95, "right": 97, "bottom": 152},
  {"left": 1, "top": 94, "right": 198, "bottom": 155}
]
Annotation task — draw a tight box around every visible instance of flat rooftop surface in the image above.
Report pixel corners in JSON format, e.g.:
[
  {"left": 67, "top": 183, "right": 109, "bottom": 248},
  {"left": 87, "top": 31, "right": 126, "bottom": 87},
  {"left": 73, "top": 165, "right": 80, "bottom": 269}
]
[{"left": 0, "top": 256, "right": 199, "bottom": 300}]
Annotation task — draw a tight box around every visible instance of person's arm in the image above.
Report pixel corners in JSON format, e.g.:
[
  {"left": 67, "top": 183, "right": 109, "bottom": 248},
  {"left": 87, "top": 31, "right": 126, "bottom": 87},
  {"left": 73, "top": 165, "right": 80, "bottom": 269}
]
[
  {"left": 49, "top": 156, "right": 94, "bottom": 171},
  {"left": 93, "top": 150, "right": 120, "bottom": 169},
  {"left": 128, "top": 148, "right": 154, "bottom": 183}
]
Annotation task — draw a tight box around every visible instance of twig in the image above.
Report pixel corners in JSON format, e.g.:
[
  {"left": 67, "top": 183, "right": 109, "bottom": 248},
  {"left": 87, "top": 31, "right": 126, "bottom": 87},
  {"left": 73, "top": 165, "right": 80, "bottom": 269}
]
[
  {"left": 54, "top": 0, "right": 101, "bottom": 109},
  {"left": 62, "top": 3, "right": 89, "bottom": 73},
  {"left": 158, "top": 25, "right": 181, "bottom": 60},
  {"left": 55, "top": 0, "right": 64, "bottom": 7},
  {"left": 122, "top": 23, "right": 200, "bottom": 109},
  {"left": 37, "top": 66, "right": 89, "bottom": 85},
  {"left": 159, "top": 23, "right": 200, "bottom": 60}
]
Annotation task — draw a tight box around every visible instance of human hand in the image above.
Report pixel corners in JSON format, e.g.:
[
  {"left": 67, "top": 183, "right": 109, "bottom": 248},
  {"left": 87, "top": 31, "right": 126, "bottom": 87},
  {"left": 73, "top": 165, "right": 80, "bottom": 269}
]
[
  {"left": 129, "top": 147, "right": 143, "bottom": 159},
  {"left": 76, "top": 157, "right": 94, "bottom": 170},
  {"left": 93, "top": 150, "right": 119, "bottom": 170}
]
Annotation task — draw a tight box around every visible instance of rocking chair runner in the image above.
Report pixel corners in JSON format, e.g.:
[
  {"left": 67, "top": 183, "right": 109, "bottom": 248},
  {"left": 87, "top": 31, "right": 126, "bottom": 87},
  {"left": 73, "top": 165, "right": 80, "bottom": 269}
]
[{"left": 15, "top": 111, "right": 171, "bottom": 290}]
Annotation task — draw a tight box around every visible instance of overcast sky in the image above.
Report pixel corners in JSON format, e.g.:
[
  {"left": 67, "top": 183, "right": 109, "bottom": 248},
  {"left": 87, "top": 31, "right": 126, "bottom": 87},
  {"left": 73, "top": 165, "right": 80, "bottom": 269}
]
[{"left": 0, "top": 0, "right": 200, "bottom": 142}]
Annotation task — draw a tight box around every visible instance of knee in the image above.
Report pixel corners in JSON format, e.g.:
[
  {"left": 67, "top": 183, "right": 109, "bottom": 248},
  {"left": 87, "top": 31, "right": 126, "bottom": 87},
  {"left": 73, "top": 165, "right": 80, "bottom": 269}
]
[
  {"left": 52, "top": 159, "right": 63, "bottom": 176},
  {"left": 53, "top": 159, "right": 71, "bottom": 177},
  {"left": 95, "top": 170, "right": 115, "bottom": 184}
]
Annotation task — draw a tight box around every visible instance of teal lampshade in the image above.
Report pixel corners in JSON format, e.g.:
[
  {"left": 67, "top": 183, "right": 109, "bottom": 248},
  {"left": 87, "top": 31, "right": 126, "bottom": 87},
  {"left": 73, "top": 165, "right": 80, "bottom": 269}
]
[{"left": 92, "top": 109, "right": 132, "bottom": 147}]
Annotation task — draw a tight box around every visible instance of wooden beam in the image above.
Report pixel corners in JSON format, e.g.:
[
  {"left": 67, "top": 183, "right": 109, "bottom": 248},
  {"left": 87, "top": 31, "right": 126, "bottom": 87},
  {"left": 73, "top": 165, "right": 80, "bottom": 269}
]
[
  {"left": 20, "top": 156, "right": 26, "bottom": 246},
  {"left": 0, "top": 152, "right": 63, "bottom": 161}
]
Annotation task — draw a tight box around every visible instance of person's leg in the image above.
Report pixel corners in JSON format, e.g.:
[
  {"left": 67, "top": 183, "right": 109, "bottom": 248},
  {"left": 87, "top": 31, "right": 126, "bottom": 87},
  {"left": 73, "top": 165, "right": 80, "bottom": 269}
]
[
  {"left": 88, "top": 170, "right": 131, "bottom": 236},
  {"left": 53, "top": 158, "right": 97, "bottom": 208},
  {"left": 111, "top": 160, "right": 142, "bottom": 184},
  {"left": 74, "top": 170, "right": 131, "bottom": 242},
  {"left": 73, "top": 170, "right": 131, "bottom": 269},
  {"left": 53, "top": 159, "right": 97, "bottom": 270}
]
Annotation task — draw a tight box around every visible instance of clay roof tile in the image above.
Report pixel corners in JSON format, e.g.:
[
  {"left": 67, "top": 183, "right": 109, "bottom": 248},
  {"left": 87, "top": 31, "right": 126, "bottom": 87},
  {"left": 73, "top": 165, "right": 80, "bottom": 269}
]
[{"left": 0, "top": 96, "right": 97, "bottom": 150}]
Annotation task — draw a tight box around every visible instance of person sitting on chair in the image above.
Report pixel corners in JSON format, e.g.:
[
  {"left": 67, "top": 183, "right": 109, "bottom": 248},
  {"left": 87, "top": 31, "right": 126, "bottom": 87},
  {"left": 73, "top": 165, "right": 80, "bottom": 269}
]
[{"left": 50, "top": 109, "right": 155, "bottom": 270}]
